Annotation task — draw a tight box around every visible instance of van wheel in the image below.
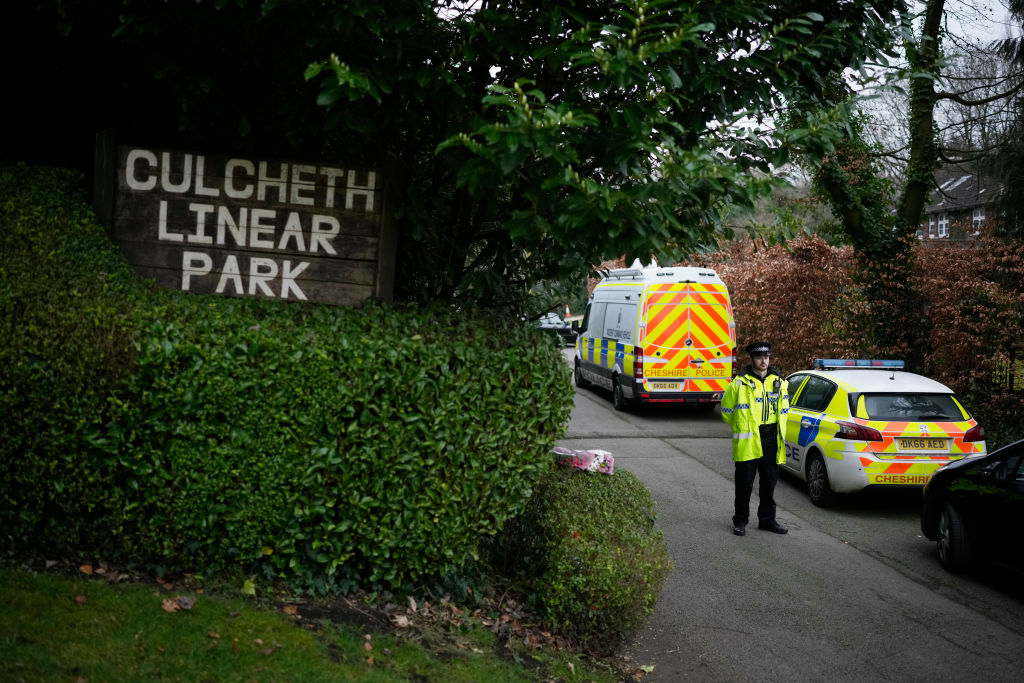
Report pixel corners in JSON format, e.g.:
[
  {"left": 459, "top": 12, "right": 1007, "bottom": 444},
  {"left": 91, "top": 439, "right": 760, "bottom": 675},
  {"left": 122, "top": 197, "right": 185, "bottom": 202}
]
[
  {"left": 937, "top": 502, "right": 972, "bottom": 572},
  {"left": 574, "top": 362, "right": 590, "bottom": 388},
  {"left": 806, "top": 453, "right": 837, "bottom": 507},
  {"left": 612, "top": 377, "right": 630, "bottom": 411}
]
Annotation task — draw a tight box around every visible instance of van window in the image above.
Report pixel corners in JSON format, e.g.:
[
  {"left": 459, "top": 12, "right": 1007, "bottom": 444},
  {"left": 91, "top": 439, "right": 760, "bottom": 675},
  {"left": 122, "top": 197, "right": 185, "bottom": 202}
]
[
  {"left": 604, "top": 303, "right": 637, "bottom": 344},
  {"left": 588, "top": 302, "right": 607, "bottom": 338},
  {"left": 579, "top": 303, "right": 592, "bottom": 334}
]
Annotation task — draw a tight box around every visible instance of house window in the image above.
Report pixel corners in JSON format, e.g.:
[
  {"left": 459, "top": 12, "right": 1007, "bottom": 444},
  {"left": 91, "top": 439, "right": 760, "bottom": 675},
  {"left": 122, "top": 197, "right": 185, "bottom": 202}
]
[
  {"left": 972, "top": 207, "right": 985, "bottom": 228},
  {"left": 938, "top": 213, "right": 949, "bottom": 238},
  {"left": 928, "top": 216, "right": 936, "bottom": 238}
]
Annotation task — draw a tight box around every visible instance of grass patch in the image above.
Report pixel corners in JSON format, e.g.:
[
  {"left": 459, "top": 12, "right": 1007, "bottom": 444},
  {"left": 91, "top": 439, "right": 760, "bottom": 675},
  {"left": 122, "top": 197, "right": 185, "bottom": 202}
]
[{"left": 0, "top": 564, "right": 629, "bottom": 682}]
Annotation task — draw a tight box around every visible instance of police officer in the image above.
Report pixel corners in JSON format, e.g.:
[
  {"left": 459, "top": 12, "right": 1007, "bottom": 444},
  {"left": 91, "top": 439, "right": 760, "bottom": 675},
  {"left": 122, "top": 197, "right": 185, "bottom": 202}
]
[{"left": 720, "top": 341, "right": 790, "bottom": 536}]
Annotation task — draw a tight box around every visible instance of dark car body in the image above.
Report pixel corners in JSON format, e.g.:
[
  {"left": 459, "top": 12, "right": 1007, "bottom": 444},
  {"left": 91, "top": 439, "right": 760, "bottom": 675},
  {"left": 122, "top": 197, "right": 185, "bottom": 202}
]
[
  {"left": 920, "top": 439, "right": 1024, "bottom": 572},
  {"left": 536, "top": 312, "right": 577, "bottom": 346}
]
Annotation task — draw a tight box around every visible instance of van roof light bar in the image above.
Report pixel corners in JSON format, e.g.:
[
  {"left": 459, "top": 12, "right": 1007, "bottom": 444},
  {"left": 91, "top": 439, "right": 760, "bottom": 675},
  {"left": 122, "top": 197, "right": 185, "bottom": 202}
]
[
  {"left": 603, "top": 266, "right": 723, "bottom": 282},
  {"left": 603, "top": 268, "right": 644, "bottom": 280},
  {"left": 813, "top": 359, "right": 905, "bottom": 370}
]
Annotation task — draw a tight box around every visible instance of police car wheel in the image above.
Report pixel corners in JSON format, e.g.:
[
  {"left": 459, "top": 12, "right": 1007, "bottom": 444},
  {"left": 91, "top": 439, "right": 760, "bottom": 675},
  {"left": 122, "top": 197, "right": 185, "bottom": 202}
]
[
  {"left": 612, "top": 378, "right": 629, "bottom": 411},
  {"left": 937, "top": 502, "right": 972, "bottom": 572},
  {"left": 806, "top": 454, "right": 837, "bottom": 507},
  {"left": 574, "top": 362, "right": 590, "bottom": 388}
]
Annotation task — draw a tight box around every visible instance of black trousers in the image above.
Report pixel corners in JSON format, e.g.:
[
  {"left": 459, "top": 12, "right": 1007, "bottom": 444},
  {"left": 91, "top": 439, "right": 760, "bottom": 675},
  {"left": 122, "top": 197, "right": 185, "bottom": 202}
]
[{"left": 733, "top": 423, "right": 781, "bottom": 526}]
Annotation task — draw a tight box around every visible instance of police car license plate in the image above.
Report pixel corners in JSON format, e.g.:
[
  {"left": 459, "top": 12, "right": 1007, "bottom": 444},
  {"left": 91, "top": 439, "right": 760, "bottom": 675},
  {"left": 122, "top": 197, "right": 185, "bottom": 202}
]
[
  {"left": 897, "top": 437, "right": 947, "bottom": 450},
  {"left": 649, "top": 382, "right": 680, "bottom": 391}
]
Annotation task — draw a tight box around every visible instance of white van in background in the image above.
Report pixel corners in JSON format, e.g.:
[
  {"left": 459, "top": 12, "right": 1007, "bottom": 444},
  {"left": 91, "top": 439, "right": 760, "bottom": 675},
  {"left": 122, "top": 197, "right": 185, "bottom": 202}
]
[{"left": 573, "top": 260, "right": 737, "bottom": 411}]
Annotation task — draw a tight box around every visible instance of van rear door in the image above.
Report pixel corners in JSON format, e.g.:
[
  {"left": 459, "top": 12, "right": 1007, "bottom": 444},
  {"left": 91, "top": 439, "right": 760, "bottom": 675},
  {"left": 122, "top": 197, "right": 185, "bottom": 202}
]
[{"left": 642, "top": 283, "right": 734, "bottom": 396}]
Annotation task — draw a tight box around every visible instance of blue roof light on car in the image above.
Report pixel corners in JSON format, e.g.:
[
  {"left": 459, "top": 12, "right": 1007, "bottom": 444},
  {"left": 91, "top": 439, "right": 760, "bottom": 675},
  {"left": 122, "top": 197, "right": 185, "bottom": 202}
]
[{"left": 813, "top": 359, "right": 906, "bottom": 370}]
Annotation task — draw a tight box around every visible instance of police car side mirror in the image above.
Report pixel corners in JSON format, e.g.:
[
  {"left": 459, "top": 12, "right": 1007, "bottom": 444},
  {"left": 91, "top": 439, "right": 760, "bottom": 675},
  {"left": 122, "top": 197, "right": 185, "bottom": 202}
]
[{"left": 572, "top": 320, "right": 583, "bottom": 333}]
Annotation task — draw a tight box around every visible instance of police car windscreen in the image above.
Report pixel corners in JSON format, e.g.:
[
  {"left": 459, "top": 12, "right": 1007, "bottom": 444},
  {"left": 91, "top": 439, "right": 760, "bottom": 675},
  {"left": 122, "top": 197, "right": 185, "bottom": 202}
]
[{"left": 862, "top": 393, "right": 966, "bottom": 421}]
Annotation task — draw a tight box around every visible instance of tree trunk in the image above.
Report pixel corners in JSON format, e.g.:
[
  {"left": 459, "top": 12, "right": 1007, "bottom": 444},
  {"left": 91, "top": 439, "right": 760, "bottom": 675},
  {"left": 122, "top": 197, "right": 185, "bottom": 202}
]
[{"left": 899, "top": 0, "right": 945, "bottom": 234}]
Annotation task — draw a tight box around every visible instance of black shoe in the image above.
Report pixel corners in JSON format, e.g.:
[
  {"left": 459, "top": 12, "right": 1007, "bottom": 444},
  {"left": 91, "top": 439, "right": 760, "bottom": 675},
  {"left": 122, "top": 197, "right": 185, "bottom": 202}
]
[
  {"left": 733, "top": 523, "right": 746, "bottom": 536},
  {"left": 758, "top": 521, "right": 788, "bottom": 534}
]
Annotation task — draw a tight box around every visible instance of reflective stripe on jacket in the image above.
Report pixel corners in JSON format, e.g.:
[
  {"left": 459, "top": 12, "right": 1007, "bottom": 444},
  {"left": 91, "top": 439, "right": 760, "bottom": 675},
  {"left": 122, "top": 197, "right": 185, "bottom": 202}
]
[{"left": 720, "top": 368, "right": 790, "bottom": 463}]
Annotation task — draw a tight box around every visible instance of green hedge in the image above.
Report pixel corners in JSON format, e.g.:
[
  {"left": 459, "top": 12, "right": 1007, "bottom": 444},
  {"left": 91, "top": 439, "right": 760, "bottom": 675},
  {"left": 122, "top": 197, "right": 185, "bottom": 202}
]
[
  {"left": 491, "top": 467, "right": 673, "bottom": 652},
  {"left": 0, "top": 165, "right": 145, "bottom": 552},
  {"left": 0, "top": 165, "right": 574, "bottom": 592}
]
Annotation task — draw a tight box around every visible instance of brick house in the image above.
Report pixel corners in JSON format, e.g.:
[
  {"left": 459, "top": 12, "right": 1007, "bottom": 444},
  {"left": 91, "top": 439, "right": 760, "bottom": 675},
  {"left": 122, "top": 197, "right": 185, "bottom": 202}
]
[{"left": 919, "top": 165, "right": 1001, "bottom": 240}]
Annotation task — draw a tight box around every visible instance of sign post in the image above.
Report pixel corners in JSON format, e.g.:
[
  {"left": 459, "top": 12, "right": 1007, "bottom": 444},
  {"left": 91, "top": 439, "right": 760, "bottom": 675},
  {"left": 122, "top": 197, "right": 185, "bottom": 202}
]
[{"left": 95, "top": 134, "right": 396, "bottom": 306}]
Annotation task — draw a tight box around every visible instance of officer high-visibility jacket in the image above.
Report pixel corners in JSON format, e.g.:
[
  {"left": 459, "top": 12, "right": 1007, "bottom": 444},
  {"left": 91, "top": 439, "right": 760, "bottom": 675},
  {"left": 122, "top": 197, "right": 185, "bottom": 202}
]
[{"left": 720, "top": 368, "right": 791, "bottom": 463}]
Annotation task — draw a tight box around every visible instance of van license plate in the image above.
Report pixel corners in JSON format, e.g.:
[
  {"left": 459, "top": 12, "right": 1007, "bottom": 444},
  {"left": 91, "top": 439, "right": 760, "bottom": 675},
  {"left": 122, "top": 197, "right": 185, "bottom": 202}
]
[
  {"left": 897, "top": 438, "right": 947, "bottom": 450},
  {"left": 649, "top": 382, "right": 680, "bottom": 391}
]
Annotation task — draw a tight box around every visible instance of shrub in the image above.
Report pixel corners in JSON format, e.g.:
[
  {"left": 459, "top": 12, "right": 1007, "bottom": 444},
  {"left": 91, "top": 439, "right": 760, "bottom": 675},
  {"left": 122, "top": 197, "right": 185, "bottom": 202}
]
[
  {"left": 0, "top": 165, "right": 575, "bottom": 592},
  {"left": 491, "top": 466, "right": 672, "bottom": 653},
  {"left": 0, "top": 164, "right": 145, "bottom": 551},
  {"left": 96, "top": 297, "right": 572, "bottom": 591}
]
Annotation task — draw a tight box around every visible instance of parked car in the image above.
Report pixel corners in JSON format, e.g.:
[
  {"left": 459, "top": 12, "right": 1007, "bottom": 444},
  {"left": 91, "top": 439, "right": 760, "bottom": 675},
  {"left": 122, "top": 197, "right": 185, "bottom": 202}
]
[
  {"left": 536, "top": 312, "right": 577, "bottom": 346},
  {"left": 920, "top": 439, "right": 1024, "bottom": 573},
  {"left": 782, "top": 359, "right": 986, "bottom": 506}
]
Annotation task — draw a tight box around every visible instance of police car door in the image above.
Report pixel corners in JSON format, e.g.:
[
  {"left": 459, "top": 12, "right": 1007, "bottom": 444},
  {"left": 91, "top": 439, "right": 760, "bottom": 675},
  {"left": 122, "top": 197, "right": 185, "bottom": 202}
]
[{"left": 783, "top": 374, "right": 838, "bottom": 474}]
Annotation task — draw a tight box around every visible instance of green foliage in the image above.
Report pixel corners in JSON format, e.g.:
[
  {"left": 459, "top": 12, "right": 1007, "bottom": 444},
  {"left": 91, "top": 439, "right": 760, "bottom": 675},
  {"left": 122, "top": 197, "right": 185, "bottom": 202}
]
[
  {"left": 2, "top": 564, "right": 624, "bottom": 682},
  {"left": 96, "top": 297, "right": 572, "bottom": 591},
  {"left": 491, "top": 467, "right": 672, "bottom": 653},
  {"left": 788, "top": 79, "right": 927, "bottom": 364},
  {"left": 0, "top": 164, "right": 146, "bottom": 551},
  {"left": 0, "top": 166, "right": 575, "bottom": 593},
  {"left": 7, "top": 1, "right": 905, "bottom": 315},
  {"left": 430, "top": 1, "right": 904, "bottom": 298}
]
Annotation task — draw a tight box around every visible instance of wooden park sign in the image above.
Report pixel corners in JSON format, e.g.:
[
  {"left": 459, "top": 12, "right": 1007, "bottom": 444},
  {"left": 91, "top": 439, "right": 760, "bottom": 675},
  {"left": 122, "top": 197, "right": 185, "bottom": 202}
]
[{"left": 94, "top": 134, "right": 396, "bottom": 305}]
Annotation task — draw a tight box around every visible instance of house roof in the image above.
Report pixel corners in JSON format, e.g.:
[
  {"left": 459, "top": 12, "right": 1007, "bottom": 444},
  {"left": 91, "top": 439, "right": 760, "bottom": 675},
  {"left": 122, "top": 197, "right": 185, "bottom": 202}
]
[{"left": 923, "top": 165, "right": 1002, "bottom": 215}]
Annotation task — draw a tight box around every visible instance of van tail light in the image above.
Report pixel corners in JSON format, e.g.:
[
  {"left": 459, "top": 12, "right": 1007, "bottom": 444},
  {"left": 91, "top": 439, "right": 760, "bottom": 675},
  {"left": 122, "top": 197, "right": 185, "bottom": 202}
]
[
  {"left": 835, "top": 420, "right": 883, "bottom": 442},
  {"left": 731, "top": 346, "right": 738, "bottom": 377},
  {"left": 634, "top": 347, "right": 644, "bottom": 379},
  {"left": 963, "top": 423, "right": 985, "bottom": 442}
]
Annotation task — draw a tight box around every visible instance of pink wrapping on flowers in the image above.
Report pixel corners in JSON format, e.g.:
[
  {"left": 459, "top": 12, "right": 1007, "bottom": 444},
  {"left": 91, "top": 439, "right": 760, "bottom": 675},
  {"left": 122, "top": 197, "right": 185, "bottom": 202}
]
[{"left": 552, "top": 446, "right": 614, "bottom": 475}]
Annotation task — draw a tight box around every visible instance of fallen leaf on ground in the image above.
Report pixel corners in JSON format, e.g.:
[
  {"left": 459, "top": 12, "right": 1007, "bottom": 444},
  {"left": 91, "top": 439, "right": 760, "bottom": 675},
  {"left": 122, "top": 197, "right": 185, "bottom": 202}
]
[
  {"left": 282, "top": 605, "right": 298, "bottom": 615},
  {"left": 79, "top": 564, "right": 93, "bottom": 575},
  {"left": 75, "top": 595, "right": 87, "bottom": 605},
  {"left": 162, "top": 599, "right": 180, "bottom": 613}
]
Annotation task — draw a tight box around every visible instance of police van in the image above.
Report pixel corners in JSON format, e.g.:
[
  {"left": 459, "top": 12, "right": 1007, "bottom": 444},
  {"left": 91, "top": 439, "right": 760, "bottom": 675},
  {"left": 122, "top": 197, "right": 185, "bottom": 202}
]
[{"left": 573, "top": 260, "right": 737, "bottom": 410}]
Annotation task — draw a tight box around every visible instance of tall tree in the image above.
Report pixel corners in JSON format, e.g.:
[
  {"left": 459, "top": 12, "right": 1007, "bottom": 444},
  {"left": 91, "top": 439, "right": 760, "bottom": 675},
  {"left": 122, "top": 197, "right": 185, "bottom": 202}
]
[
  {"left": 307, "top": 0, "right": 906, "bottom": 311},
  {"left": 794, "top": 0, "right": 1024, "bottom": 367},
  {"left": 983, "top": 0, "right": 1024, "bottom": 238},
  {"left": 4, "top": 1, "right": 906, "bottom": 314}
]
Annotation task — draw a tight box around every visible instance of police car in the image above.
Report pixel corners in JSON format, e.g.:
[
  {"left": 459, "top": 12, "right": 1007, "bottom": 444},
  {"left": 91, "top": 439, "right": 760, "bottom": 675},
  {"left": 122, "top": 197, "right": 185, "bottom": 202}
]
[{"left": 782, "top": 360, "right": 986, "bottom": 506}]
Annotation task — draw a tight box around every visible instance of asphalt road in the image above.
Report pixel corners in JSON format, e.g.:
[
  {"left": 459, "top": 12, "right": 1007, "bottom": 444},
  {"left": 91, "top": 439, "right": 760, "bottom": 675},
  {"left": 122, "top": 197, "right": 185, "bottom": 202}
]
[{"left": 557, "top": 357, "right": 1024, "bottom": 682}]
